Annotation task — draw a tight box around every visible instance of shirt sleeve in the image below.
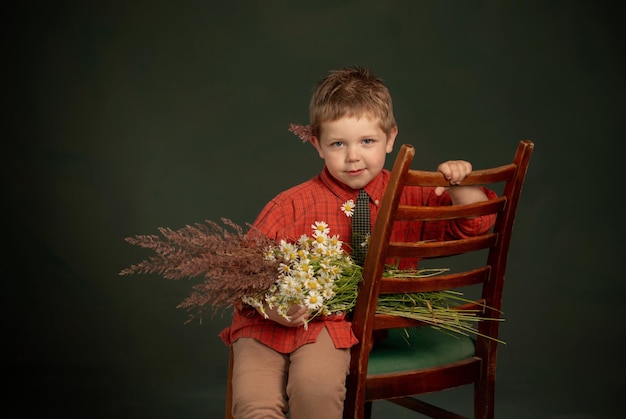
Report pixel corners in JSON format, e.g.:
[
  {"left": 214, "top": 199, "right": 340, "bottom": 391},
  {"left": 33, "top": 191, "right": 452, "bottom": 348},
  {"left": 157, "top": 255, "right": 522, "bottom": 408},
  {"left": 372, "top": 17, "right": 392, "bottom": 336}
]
[
  {"left": 250, "top": 200, "right": 288, "bottom": 241},
  {"left": 418, "top": 186, "right": 498, "bottom": 241}
]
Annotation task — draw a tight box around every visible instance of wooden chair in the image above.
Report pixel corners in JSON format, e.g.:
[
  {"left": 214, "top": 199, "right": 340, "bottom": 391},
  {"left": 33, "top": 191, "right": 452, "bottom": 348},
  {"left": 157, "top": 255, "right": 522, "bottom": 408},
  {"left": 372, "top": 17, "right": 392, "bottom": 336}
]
[
  {"left": 224, "top": 140, "right": 534, "bottom": 419},
  {"left": 343, "top": 140, "right": 534, "bottom": 419}
]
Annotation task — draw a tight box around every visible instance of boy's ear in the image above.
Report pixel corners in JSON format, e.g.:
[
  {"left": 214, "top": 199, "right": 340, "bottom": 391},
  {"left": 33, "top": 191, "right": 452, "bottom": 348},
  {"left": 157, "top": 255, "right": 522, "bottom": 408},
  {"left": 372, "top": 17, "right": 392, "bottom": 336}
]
[
  {"left": 310, "top": 136, "right": 325, "bottom": 158},
  {"left": 386, "top": 126, "right": 398, "bottom": 153}
]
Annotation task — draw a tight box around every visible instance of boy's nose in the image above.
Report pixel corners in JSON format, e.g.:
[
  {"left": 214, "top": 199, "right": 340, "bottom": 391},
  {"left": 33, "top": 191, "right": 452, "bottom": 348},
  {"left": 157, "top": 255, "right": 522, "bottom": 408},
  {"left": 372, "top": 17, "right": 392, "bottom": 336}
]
[{"left": 346, "top": 147, "right": 360, "bottom": 162}]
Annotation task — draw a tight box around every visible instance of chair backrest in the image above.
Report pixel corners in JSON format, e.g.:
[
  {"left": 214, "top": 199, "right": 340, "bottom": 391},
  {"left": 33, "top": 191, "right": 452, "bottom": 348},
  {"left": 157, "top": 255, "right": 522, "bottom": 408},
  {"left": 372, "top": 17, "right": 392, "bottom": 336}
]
[{"left": 344, "top": 140, "right": 534, "bottom": 418}]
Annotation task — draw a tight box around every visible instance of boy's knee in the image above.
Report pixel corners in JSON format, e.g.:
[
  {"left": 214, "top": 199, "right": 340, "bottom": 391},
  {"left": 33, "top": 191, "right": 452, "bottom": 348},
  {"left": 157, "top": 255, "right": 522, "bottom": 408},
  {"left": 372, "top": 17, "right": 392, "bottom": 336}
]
[
  {"left": 232, "top": 391, "right": 287, "bottom": 419},
  {"left": 287, "top": 363, "right": 348, "bottom": 412},
  {"left": 287, "top": 382, "right": 346, "bottom": 418}
]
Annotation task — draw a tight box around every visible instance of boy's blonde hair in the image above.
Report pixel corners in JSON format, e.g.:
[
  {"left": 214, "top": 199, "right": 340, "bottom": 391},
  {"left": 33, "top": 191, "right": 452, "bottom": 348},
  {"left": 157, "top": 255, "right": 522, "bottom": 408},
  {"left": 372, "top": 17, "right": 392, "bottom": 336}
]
[{"left": 309, "top": 66, "right": 397, "bottom": 138}]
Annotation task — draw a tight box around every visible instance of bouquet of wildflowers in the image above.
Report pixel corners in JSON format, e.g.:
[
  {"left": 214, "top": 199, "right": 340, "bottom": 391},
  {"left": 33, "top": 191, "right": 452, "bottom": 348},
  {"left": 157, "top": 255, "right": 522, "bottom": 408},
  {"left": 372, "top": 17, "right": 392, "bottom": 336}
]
[
  {"left": 120, "top": 219, "right": 497, "bottom": 338},
  {"left": 241, "top": 221, "right": 361, "bottom": 327}
]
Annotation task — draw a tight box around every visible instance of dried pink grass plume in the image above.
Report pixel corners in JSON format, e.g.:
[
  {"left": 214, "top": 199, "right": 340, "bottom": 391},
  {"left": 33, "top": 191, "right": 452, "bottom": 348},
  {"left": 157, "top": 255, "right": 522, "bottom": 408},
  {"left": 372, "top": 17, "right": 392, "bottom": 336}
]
[
  {"left": 288, "top": 123, "right": 313, "bottom": 143},
  {"left": 119, "top": 218, "right": 279, "bottom": 321}
]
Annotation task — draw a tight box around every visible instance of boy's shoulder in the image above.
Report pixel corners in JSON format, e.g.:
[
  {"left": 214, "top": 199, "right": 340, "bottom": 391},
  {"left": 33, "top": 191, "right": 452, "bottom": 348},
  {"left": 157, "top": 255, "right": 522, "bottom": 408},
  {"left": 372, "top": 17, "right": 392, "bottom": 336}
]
[{"left": 271, "top": 174, "right": 327, "bottom": 203}]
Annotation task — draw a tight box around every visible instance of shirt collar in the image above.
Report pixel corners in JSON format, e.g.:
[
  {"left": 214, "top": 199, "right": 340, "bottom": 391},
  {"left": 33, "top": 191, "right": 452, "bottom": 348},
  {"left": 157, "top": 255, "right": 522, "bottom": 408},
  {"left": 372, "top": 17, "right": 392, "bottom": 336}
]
[{"left": 319, "top": 166, "right": 389, "bottom": 207}]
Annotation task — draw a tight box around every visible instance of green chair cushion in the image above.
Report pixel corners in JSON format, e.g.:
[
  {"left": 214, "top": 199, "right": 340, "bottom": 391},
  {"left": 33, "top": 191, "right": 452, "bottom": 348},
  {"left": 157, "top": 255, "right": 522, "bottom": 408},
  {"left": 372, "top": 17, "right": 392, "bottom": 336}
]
[{"left": 367, "top": 327, "right": 476, "bottom": 375}]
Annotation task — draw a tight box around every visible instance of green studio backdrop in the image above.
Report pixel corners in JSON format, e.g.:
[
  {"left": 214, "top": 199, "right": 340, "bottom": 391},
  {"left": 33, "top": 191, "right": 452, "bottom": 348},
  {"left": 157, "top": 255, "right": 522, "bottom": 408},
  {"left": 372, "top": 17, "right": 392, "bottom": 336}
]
[{"left": 4, "top": 1, "right": 624, "bottom": 418}]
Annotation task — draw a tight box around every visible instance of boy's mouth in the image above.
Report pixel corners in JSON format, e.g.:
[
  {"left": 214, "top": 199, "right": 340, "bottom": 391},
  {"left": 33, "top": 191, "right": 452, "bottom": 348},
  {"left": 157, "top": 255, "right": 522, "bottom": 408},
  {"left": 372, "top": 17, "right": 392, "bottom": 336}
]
[{"left": 347, "top": 169, "right": 365, "bottom": 176}]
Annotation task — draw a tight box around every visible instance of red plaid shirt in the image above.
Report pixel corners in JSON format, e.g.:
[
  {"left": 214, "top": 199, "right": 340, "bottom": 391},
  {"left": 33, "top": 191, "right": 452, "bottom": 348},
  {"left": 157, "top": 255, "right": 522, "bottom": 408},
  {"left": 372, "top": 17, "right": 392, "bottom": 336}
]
[{"left": 219, "top": 167, "right": 496, "bottom": 353}]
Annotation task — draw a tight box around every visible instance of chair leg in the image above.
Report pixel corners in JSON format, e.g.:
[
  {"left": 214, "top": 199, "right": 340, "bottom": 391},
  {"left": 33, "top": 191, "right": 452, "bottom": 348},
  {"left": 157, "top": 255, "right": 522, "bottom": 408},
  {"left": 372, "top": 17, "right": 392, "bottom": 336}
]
[
  {"left": 225, "top": 347, "right": 234, "bottom": 419},
  {"left": 364, "top": 401, "right": 372, "bottom": 419},
  {"left": 474, "top": 376, "right": 495, "bottom": 419}
]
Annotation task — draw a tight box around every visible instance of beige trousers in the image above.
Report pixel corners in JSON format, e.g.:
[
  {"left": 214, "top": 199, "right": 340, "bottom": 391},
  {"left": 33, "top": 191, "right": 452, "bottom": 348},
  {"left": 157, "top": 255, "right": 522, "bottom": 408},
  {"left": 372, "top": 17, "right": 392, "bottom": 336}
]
[{"left": 230, "top": 327, "right": 351, "bottom": 419}]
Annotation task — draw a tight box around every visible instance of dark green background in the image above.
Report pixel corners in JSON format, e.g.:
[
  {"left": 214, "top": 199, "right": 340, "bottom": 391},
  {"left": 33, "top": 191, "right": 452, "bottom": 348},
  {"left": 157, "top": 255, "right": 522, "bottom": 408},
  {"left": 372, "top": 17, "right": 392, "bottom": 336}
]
[{"left": 4, "top": 1, "right": 624, "bottom": 418}]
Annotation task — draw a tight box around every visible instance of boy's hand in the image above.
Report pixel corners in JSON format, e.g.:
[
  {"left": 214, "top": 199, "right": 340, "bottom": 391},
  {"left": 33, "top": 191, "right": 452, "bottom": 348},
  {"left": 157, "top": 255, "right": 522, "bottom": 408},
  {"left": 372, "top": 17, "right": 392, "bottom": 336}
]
[
  {"left": 435, "top": 160, "right": 472, "bottom": 196},
  {"left": 262, "top": 304, "right": 311, "bottom": 328},
  {"left": 435, "top": 160, "right": 489, "bottom": 205}
]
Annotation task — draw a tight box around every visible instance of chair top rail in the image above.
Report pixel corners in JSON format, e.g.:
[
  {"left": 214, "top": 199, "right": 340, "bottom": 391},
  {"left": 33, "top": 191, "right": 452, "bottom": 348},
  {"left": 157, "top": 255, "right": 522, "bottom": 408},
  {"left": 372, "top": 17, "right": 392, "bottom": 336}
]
[{"left": 405, "top": 163, "right": 517, "bottom": 187}]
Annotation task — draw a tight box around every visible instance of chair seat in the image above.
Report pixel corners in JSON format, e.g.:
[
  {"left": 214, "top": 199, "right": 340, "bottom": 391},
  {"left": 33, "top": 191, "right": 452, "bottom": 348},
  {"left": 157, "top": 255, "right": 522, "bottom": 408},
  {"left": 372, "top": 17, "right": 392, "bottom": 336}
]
[{"left": 367, "top": 327, "right": 476, "bottom": 375}]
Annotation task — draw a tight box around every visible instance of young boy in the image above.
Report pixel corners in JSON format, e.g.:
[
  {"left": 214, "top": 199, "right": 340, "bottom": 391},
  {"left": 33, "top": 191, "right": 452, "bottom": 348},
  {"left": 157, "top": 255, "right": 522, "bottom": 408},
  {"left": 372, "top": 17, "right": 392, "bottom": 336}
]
[{"left": 219, "top": 66, "right": 496, "bottom": 419}]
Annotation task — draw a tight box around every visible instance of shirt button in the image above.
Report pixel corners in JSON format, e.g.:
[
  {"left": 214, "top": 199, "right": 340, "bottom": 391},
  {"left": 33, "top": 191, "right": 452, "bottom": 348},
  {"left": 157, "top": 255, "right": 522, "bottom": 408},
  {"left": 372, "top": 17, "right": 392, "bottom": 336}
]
[{"left": 375, "top": 199, "right": 380, "bottom": 205}]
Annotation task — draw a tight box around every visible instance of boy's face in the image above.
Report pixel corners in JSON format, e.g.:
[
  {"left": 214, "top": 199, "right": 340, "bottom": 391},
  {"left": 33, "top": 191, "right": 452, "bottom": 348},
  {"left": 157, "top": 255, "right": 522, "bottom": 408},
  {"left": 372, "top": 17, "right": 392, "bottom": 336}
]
[{"left": 311, "top": 115, "right": 397, "bottom": 190}]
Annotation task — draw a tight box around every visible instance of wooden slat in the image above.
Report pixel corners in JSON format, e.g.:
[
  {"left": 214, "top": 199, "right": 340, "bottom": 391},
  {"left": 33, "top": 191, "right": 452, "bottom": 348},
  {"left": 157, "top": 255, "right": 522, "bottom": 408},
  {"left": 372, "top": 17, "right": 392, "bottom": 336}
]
[
  {"left": 372, "top": 300, "right": 487, "bottom": 330},
  {"left": 395, "top": 197, "right": 506, "bottom": 222},
  {"left": 365, "top": 357, "right": 482, "bottom": 401},
  {"left": 372, "top": 314, "right": 427, "bottom": 330},
  {"left": 379, "top": 267, "right": 491, "bottom": 294},
  {"left": 387, "top": 234, "right": 497, "bottom": 259}
]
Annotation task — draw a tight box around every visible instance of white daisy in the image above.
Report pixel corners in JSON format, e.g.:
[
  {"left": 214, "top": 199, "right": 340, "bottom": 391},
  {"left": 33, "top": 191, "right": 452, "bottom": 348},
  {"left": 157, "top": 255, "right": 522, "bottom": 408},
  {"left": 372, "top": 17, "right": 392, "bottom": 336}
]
[
  {"left": 304, "top": 278, "right": 321, "bottom": 291},
  {"left": 311, "top": 221, "right": 330, "bottom": 235},
  {"left": 278, "top": 262, "right": 292, "bottom": 276},
  {"left": 341, "top": 200, "right": 355, "bottom": 217},
  {"left": 322, "top": 288, "right": 335, "bottom": 300},
  {"left": 304, "top": 290, "right": 324, "bottom": 310},
  {"left": 298, "top": 234, "right": 310, "bottom": 247},
  {"left": 264, "top": 248, "right": 277, "bottom": 261}
]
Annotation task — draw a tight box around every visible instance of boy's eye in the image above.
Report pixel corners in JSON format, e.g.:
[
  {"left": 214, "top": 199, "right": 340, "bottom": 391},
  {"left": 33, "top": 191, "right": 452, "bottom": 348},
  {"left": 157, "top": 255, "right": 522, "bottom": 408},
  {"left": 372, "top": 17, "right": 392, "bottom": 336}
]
[
  {"left": 331, "top": 141, "right": 344, "bottom": 148},
  {"left": 362, "top": 138, "right": 373, "bottom": 144}
]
